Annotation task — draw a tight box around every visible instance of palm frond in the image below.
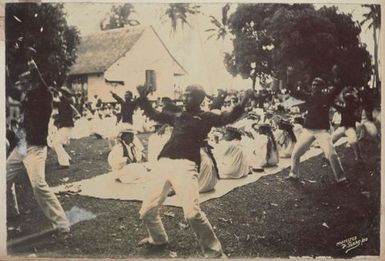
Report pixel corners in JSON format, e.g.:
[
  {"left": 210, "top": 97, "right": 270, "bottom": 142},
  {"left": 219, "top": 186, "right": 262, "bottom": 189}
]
[
  {"left": 206, "top": 33, "right": 216, "bottom": 41},
  {"left": 209, "top": 15, "right": 222, "bottom": 28},
  {"left": 222, "top": 3, "right": 230, "bottom": 26}
]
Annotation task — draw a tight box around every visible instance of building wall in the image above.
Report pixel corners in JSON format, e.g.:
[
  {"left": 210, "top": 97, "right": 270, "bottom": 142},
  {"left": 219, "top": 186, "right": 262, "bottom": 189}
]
[
  {"left": 104, "top": 27, "right": 186, "bottom": 101},
  {"left": 87, "top": 73, "right": 111, "bottom": 102}
]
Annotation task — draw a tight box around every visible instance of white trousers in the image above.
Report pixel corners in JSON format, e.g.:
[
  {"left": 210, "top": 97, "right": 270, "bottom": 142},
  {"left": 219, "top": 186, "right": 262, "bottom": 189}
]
[
  {"left": 139, "top": 158, "right": 223, "bottom": 258},
  {"left": 332, "top": 126, "right": 358, "bottom": 145},
  {"left": 198, "top": 148, "right": 218, "bottom": 193},
  {"left": 7, "top": 145, "right": 70, "bottom": 229},
  {"left": 356, "top": 120, "right": 378, "bottom": 139},
  {"left": 53, "top": 127, "right": 72, "bottom": 166},
  {"left": 290, "top": 129, "right": 345, "bottom": 182}
]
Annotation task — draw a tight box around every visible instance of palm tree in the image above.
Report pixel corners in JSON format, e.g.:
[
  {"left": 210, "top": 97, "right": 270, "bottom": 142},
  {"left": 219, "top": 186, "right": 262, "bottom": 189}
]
[
  {"left": 206, "top": 4, "right": 231, "bottom": 40},
  {"left": 100, "top": 3, "right": 140, "bottom": 31},
  {"left": 360, "top": 4, "right": 381, "bottom": 89},
  {"left": 162, "top": 3, "right": 200, "bottom": 33}
]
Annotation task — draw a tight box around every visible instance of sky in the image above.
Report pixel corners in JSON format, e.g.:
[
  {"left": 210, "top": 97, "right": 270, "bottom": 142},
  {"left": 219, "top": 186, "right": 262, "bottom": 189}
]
[{"left": 64, "top": 2, "right": 378, "bottom": 93}]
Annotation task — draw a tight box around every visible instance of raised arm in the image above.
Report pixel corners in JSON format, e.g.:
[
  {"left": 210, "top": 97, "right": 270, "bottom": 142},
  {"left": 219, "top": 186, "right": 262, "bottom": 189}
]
[
  {"left": 28, "top": 59, "right": 49, "bottom": 90},
  {"left": 324, "top": 65, "right": 345, "bottom": 101},
  {"left": 137, "top": 97, "right": 176, "bottom": 125},
  {"left": 286, "top": 67, "right": 311, "bottom": 100},
  {"left": 207, "top": 89, "right": 254, "bottom": 127},
  {"left": 110, "top": 91, "right": 125, "bottom": 104}
]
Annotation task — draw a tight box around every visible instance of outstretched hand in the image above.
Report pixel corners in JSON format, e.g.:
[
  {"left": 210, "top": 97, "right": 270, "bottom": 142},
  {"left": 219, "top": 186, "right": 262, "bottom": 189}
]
[{"left": 137, "top": 85, "right": 150, "bottom": 98}]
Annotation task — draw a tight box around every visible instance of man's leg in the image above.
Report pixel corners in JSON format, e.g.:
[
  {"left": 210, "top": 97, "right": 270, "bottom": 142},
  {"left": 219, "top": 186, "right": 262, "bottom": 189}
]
[
  {"left": 171, "top": 159, "right": 224, "bottom": 258},
  {"left": 6, "top": 147, "right": 25, "bottom": 217},
  {"left": 23, "top": 146, "right": 70, "bottom": 230},
  {"left": 331, "top": 126, "right": 346, "bottom": 144},
  {"left": 288, "top": 129, "right": 315, "bottom": 178},
  {"left": 345, "top": 127, "right": 361, "bottom": 160},
  {"left": 53, "top": 127, "right": 71, "bottom": 167},
  {"left": 139, "top": 159, "right": 172, "bottom": 245},
  {"left": 315, "top": 131, "right": 346, "bottom": 183},
  {"left": 363, "top": 120, "right": 378, "bottom": 138}
]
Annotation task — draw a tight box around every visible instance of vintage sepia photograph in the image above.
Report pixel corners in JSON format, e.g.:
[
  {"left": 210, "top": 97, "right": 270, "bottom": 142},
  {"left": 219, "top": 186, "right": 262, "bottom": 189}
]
[{"left": 3, "top": 1, "right": 382, "bottom": 259}]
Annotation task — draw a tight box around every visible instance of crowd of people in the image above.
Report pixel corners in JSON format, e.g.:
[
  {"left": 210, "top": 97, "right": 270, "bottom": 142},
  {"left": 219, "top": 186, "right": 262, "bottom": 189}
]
[{"left": 5, "top": 57, "right": 381, "bottom": 258}]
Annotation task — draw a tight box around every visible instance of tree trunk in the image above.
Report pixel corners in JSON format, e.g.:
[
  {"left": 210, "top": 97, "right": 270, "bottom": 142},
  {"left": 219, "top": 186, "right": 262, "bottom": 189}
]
[{"left": 373, "top": 27, "right": 380, "bottom": 90}]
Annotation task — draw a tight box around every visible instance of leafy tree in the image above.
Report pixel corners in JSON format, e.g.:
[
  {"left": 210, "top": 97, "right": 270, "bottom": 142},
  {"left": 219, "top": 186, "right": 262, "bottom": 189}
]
[
  {"left": 206, "top": 3, "right": 231, "bottom": 41},
  {"left": 162, "top": 3, "right": 200, "bottom": 33},
  {"left": 6, "top": 3, "right": 80, "bottom": 87},
  {"left": 100, "top": 3, "right": 140, "bottom": 31},
  {"left": 360, "top": 4, "right": 381, "bottom": 89},
  {"left": 224, "top": 4, "right": 287, "bottom": 89},
  {"left": 225, "top": 4, "right": 372, "bottom": 90}
]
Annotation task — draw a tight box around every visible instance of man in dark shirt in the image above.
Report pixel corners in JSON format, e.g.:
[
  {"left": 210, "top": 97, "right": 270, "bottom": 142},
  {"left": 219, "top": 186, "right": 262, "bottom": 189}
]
[
  {"left": 111, "top": 90, "right": 139, "bottom": 125},
  {"left": 6, "top": 59, "right": 70, "bottom": 232},
  {"left": 332, "top": 91, "right": 362, "bottom": 160},
  {"left": 286, "top": 66, "right": 347, "bottom": 184},
  {"left": 136, "top": 84, "right": 254, "bottom": 258},
  {"left": 52, "top": 86, "right": 75, "bottom": 168}
]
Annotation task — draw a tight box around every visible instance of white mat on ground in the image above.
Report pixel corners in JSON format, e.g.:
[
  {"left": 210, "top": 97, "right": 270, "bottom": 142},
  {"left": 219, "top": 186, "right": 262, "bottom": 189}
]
[{"left": 52, "top": 138, "right": 347, "bottom": 207}]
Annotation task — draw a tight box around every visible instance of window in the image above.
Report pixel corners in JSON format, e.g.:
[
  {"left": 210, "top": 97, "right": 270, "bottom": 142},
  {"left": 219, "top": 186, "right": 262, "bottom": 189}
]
[{"left": 145, "top": 70, "right": 157, "bottom": 92}]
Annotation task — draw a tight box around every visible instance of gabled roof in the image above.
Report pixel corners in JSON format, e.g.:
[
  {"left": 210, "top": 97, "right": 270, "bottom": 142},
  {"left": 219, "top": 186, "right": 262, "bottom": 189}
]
[
  {"left": 69, "top": 26, "right": 187, "bottom": 75},
  {"left": 69, "top": 26, "right": 145, "bottom": 75}
]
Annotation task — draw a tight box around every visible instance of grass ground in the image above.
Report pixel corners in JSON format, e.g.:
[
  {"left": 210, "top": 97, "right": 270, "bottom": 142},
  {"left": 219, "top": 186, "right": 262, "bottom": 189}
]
[{"left": 6, "top": 134, "right": 381, "bottom": 258}]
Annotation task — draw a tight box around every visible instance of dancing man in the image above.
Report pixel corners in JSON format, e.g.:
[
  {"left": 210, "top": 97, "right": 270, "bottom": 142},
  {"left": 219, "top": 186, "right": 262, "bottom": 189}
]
[
  {"left": 111, "top": 90, "right": 139, "bottom": 127},
  {"left": 7, "top": 57, "right": 70, "bottom": 233},
  {"left": 136, "top": 84, "right": 255, "bottom": 258},
  {"left": 286, "top": 65, "right": 347, "bottom": 184},
  {"left": 332, "top": 90, "right": 362, "bottom": 161},
  {"left": 52, "top": 86, "right": 75, "bottom": 168}
]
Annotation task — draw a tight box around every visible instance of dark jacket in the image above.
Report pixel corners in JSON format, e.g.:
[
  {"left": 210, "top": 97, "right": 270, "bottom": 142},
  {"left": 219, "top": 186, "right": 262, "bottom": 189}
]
[
  {"left": 22, "top": 83, "right": 53, "bottom": 146},
  {"left": 334, "top": 102, "right": 360, "bottom": 128},
  {"left": 112, "top": 93, "right": 139, "bottom": 124},
  {"left": 57, "top": 96, "right": 74, "bottom": 128},
  {"left": 139, "top": 97, "right": 245, "bottom": 166},
  {"left": 288, "top": 82, "right": 343, "bottom": 130}
]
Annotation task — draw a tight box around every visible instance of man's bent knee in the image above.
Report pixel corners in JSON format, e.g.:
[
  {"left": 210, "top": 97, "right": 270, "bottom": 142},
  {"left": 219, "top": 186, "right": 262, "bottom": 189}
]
[
  {"left": 185, "top": 209, "right": 204, "bottom": 221},
  {"left": 324, "top": 149, "right": 338, "bottom": 161}
]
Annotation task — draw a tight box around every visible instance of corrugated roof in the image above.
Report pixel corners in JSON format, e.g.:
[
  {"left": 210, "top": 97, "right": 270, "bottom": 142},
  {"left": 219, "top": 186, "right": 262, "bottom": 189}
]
[{"left": 69, "top": 26, "right": 146, "bottom": 75}]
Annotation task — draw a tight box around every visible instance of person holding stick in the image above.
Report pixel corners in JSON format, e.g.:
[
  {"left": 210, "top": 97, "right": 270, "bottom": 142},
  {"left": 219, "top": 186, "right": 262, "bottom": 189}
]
[
  {"left": 136, "top": 84, "right": 255, "bottom": 258},
  {"left": 6, "top": 55, "right": 70, "bottom": 233}
]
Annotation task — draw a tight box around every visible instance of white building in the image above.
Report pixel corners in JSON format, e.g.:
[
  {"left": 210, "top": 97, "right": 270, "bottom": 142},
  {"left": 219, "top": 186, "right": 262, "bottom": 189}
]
[{"left": 68, "top": 26, "right": 187, "bottom": 102}]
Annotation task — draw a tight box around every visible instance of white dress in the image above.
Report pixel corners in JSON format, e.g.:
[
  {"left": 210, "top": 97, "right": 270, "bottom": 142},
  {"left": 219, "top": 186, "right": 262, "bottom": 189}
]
[{"left": 213, "top": 139, "right": 250, "bottom": 179}]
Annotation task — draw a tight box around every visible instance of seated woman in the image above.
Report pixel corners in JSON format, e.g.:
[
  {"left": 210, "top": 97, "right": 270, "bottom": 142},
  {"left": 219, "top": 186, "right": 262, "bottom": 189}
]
[
  {"left": 108, "top": 128, "right": 147, "bottom": 184},
  {"left": 214, "top": 126, "right": 250, "bottom": 179},
  {"left": 198, "top": 145, "right": 219, "bottom": 193},
  {"left": 248, "top": 123, "right": 279, "bottom": 169}
]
